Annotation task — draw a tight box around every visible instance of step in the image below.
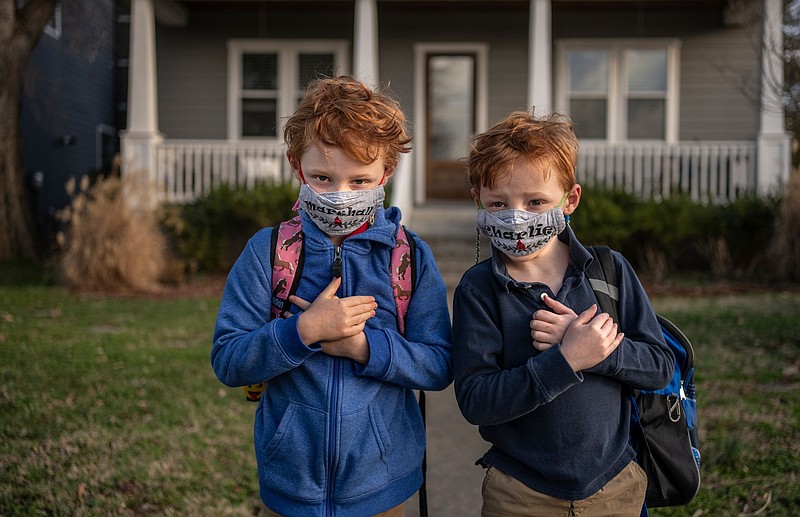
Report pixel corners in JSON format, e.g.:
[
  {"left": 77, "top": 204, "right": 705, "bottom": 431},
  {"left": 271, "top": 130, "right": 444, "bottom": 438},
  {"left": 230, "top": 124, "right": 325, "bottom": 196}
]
[{"left": 407, "top": 202, "right": 491, "bottom": 290}]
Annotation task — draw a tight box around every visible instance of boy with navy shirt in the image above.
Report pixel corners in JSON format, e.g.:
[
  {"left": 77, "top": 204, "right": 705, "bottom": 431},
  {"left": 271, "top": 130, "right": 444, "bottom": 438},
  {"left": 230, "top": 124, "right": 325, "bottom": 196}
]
[{"left": 453, "top": 111, "right": 674, "bottom": 517}]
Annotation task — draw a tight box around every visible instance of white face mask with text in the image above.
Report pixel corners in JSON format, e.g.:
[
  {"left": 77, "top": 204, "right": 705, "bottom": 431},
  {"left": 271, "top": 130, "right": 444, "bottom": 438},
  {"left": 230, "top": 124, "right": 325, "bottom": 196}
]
[
  {"left": 297, "top": 183, "right": 385, "bottom": 236},
  {"left": 476, "top": 194, "right": 567, "bottom": 257}
]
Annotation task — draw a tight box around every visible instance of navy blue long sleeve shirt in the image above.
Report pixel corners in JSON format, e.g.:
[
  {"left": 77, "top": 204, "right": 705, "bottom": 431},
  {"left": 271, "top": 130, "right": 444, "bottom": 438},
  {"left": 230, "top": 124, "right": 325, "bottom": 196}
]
[{"left": 452, "top": 227, "right": 674, "bottom": 501}]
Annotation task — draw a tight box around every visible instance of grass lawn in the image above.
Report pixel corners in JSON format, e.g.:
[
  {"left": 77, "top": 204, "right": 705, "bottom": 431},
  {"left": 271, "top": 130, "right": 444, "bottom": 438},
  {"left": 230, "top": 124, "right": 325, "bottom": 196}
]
[{"left": 1, "top": 261, "right": 799, "bottom": 516}]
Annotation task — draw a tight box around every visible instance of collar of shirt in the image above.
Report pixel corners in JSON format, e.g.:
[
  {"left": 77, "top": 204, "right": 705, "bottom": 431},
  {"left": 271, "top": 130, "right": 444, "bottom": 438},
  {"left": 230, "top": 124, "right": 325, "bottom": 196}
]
[{"left": 489, "top": 226, "right": 594, "bottom": 294}]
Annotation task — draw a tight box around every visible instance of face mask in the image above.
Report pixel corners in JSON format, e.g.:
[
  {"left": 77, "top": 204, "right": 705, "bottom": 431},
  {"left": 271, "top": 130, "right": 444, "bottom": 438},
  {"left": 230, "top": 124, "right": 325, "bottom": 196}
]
[
  {"left": 477, "top": 194, "right": 567, "bottom": 257},
  {"left": 297, "top": 183, "right": 385, "bottom": 235}
]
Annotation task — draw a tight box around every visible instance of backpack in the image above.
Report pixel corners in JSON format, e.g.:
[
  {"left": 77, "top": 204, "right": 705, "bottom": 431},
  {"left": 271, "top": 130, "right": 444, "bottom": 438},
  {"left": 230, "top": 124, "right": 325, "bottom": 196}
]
[
  {"left": 586, "top": 245, "right": 701, "bottom": 508},
  {"left": 241, "top": 214, "right": 430, "bottom": 517}
]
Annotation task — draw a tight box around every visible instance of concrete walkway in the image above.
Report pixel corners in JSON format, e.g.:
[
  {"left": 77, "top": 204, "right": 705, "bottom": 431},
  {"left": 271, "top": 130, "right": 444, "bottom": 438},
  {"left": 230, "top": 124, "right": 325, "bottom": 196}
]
[{"left": 402, "top": 203, "right": 492, "bottom": 517}]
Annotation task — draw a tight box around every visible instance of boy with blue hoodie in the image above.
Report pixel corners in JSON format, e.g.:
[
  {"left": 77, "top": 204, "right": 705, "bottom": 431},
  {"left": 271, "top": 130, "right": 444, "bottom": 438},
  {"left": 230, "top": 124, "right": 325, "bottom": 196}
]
[
  {"left": 212, "top": 76, "right": 453, "bottom": 517},
  {"left": 452, "top": 111, "right": 674, "bottom": 517}
]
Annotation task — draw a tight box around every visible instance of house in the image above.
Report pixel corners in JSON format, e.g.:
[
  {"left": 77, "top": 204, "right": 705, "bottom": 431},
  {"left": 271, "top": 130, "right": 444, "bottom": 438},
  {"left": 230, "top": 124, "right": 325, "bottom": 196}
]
[
  {"left": 21, "top": 0, "right": 119, "bottom": 241},
  {"left": 120, "top": 0, "right": 792, "bottom": 218}
]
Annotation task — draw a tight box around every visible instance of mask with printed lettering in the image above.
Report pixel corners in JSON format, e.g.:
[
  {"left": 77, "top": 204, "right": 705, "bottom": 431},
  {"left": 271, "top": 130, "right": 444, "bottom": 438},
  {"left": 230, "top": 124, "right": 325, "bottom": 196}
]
[
  {"left": 477, "top": 205, "right": 566, "bottom": 258},
  {"left": 297, "top": 183, "right": 385, "bottom": 236}
]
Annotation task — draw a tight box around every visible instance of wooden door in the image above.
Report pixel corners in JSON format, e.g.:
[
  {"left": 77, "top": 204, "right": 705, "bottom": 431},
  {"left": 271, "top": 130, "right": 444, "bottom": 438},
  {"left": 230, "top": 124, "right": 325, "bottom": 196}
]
[{"left": 424, "top": 54, "right": 476, "bottom": 200}]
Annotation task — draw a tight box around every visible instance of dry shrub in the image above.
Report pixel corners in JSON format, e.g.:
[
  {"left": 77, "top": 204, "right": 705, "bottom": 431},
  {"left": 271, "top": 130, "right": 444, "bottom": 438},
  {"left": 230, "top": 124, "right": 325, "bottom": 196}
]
[
  {"left": 57, "top": 172, "right": 168, "bottom": 293},
  {"left": 640, "top": 245, "right": 668, "bottom": 284},
  {"left": 766, "top": 169, "right": 800, "bottom": 282},
  {"left": 698, "top": 236, "right": 733, "bottom": 279}
]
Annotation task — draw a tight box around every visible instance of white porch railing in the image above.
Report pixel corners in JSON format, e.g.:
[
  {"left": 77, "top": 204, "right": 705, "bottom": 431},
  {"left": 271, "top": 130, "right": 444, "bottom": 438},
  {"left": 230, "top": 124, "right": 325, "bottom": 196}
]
[
  {"left": 578, "top": 141, "right": 757, "bottom": 203},
  {"left": 154, "top": 140, "right": 293, "bottom": 203},
  {"left": 153, "top": 139, "right": 759, "bottom": 205}
]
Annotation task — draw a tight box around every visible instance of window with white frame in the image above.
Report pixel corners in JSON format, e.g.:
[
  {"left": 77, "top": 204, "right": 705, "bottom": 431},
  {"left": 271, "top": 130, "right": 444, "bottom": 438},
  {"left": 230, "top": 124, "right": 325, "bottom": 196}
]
[
  {"left": 228, "top": 40, "right": 348, "bottom": 139},
  {"left": 556, "top": 40, "right": 679, "bottom": 143}
]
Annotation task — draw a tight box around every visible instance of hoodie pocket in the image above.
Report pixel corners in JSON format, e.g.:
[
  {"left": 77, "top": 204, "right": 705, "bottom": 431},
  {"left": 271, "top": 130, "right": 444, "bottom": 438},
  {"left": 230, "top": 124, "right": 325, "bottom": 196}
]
[
  {"left": 257, "top": 402, "right": 327, "bottom": 502},
  {"left": 333, "top": 404, "right": 392, "bottom": 500}
]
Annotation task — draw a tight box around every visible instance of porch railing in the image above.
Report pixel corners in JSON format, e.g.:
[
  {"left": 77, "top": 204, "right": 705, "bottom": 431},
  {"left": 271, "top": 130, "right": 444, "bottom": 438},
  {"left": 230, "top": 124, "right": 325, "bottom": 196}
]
[
  {"left": 154, "top": 140, "right": 293, "bottom": 203},
  {"left": 153, "top": 139, "right": 759, "bottom": 204},
  {"left": 577, "top": 141, "right": 757, "bottom": 203}
]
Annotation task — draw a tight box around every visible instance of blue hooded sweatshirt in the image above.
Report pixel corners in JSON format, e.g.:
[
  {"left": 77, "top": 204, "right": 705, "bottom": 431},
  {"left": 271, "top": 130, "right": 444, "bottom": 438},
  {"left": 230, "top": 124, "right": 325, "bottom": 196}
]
[
  {"left": 212, "top": 206, "right": 453, "bottom": 517},
  {"left": 453, "top": 227, "right": 674, "bottom": 501}
]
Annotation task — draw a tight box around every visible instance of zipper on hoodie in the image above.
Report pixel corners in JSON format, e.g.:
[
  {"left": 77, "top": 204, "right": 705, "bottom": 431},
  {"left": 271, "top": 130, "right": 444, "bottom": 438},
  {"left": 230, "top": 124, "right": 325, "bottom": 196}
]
[
  {"left": 326, "top": 358, "right": 341, "bottom": 516},
  {"left": 326, "top": 244, "right": 343, "bottom": 515},
  {"left": 333, "top": 245, "right": 342, "bottom": 278}
]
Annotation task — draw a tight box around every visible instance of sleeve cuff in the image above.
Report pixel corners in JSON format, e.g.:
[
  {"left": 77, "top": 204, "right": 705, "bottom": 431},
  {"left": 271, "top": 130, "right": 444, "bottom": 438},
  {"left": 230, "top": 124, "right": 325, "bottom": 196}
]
[
  {"left": 528, "top": 346, "right": 583, "bottom": 401},
  {"left": 273, "top": 314, "right": 319, "bottom": 364},
  {"left": 354, "top": 328, "right": 391, "bottom": 379}
]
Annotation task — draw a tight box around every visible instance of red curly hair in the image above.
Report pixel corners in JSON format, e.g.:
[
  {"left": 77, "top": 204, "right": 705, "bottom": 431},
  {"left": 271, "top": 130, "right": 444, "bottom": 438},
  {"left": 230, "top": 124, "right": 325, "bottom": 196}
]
[
  {"left": 467, "top": 111, "right": 579, "bottom": 193},
  {"left": 284, "top": 76, "right": 412, "bottom": 172}
]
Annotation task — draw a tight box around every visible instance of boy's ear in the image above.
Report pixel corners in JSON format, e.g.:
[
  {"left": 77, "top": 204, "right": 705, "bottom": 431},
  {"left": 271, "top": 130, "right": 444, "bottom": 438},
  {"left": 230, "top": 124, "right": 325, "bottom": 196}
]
[
  {"left": 563, "top": 184, "right": 581, "bottom": 215},
  {"left": 287, "top": 152, "right": 303, "bottom": 182},
  {"left": 470, "top": 188, "right": 481, "bottom": 208},
  {"left": 382, "top": 165, "right": 396, "bottom": 183}
]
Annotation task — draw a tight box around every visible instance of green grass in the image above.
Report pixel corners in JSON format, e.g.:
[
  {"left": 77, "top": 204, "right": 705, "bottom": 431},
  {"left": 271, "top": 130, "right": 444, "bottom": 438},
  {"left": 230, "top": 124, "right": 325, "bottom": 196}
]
[
  {"left": 0, "top": 269, "right": 259, "bottom": 516},
  {"left": 1, "top": 261, "right": 799, "bottom": 516},
  {"left": 650, "top": 293, "right": 800, "bottom": 516}
]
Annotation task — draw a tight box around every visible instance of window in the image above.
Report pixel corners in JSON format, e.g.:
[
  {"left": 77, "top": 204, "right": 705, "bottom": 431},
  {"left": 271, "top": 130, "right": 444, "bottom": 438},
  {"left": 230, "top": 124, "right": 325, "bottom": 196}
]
[
  {"left": 557, "top": 40, "right": 679, "bottom": 142},
  {"left": 228, "top": 40, "right": 348, "bottom": 140}
]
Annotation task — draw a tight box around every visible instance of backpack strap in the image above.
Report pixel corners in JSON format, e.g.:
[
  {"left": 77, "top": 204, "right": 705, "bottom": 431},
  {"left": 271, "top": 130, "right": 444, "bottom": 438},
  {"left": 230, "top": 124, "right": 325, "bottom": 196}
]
[
  {"left": 389, "top": 225, "right": 427, "bottom": 517},
  {"left": 390, "top": 224, "right": 416, "bottom": 335},
  {"left": 271, "top": 215, "right": 304, "bottom": 319},
  {"left": 586, "top": 245, "right": 620, "bottom": 324}
]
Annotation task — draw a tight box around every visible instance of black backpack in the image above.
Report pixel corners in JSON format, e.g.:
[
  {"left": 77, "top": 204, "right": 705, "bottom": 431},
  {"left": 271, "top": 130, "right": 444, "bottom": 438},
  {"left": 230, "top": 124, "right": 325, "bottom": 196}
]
[{"left": 586, "top": 245, "right": 701, "bottom": 508}]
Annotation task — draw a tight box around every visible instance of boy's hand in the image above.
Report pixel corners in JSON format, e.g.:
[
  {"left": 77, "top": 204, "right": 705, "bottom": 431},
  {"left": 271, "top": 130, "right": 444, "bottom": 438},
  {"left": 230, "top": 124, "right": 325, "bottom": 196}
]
[
  {"left": 290, "top": 277, "right": 378, "bottom": 346},
  {"left": 320, "top": 333, "right": 370, "bottom": 365},
  {"left": 559, "top": 304, "right": 624, "bottom": 372},
  {"left": 531, "top": 294, "right": 577, "bottom": 351}
]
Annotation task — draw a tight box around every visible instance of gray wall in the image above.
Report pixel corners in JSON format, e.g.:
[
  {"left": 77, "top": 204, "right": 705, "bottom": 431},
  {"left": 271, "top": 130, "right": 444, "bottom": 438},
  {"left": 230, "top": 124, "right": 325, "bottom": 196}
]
[
  {"left": 553, "top": 3, "right": 760, "bottom": 141},
  {"left": 680, "top": 26, "right": 760, "bottom": 140},
  {"left": 154, "top": 1, "right": 762, "bottom": 143},
  {"left": 379, "top": 2, "right": 530, "bottom": 134},
  {"left": 156, "top": 2, "right": 355, "bottom": 139}
]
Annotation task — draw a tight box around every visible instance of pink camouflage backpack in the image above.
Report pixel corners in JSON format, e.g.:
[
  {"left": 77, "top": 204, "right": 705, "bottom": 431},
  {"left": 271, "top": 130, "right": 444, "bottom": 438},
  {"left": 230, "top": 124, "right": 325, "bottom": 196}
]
[{"left": 242, "top": 214, "right": 416, "bottom": 402}]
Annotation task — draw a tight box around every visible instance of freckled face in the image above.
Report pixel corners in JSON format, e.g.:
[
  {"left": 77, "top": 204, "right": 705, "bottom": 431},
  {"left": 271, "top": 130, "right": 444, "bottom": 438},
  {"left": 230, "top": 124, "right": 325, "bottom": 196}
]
[
  {"left": 473, "top": 157, "right": 567, "bottom": 215},
  {"left": 296, "top": 143, "right": 391, "bottom": 193}
]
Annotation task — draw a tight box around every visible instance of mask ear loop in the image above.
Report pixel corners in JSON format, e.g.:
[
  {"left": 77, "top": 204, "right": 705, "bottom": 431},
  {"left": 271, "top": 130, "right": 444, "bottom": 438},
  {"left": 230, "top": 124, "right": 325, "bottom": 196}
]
[
  {"left": 559, "top": 189, "right": 571, "bottom": 225},
  {"left": 474, "top": 197, "right": 484, "bottom": 265},
  {"left": 291, "top": 164, "right": 307, "bottom": 211},
  {"left": 475, "top": 226, "right": 481, "bottom": 265}
]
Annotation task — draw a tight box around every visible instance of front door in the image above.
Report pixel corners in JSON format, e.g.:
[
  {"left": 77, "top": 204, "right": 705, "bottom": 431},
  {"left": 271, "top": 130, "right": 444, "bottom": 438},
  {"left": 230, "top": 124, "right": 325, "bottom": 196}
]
[{"left": 424, "top": 53, "right": 476, "bottom": 200}]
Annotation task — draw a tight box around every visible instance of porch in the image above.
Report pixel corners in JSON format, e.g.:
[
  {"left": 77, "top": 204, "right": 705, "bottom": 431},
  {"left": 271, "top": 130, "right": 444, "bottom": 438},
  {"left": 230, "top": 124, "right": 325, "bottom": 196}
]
[{"left": 119, "top": 0, "right": 792, "bottom": 213}]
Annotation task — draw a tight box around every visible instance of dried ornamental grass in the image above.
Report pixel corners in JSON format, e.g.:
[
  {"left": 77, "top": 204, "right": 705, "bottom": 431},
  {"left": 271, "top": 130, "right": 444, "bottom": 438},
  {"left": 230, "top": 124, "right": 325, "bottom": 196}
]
[
  {"left": 57, "top": 173, "right": 168, "bottom": 293},
  {"left": 766, "top": 169, "right": 800, "bottom": 282}
]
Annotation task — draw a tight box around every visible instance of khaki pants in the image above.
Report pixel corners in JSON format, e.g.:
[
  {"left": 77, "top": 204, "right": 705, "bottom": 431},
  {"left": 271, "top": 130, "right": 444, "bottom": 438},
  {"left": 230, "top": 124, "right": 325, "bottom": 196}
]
[
  {"left": 481, "top": 461, "right": 647, "bottom": 517},
  {"left": 261, "top": 501, "right": 405, "bottom": 517}
]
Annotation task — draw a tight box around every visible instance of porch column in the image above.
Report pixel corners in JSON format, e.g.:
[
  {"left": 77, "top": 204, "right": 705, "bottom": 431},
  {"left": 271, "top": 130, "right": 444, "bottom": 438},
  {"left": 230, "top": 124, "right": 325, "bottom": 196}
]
[
  {"left": 527, "top": 0, "right": 552, "bottom": 115},
  {"left": 120, "top": 0, "right": 162, "bottom": 185},
  {"left": 756, "top": 0, "right": 791, "bottom": 195},
  {"left": 354, "top": 0, "right": 379, "bottom": 88}
]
